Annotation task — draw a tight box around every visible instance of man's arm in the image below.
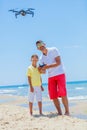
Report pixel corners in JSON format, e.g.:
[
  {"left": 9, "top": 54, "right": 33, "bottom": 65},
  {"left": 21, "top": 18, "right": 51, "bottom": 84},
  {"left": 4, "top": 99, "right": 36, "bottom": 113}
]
[
  {"left": 38, "top": 66, "right": 46, "bottom": 74},
  {"left": 43, "top": 56, "right": 61, "bottom": 69}
]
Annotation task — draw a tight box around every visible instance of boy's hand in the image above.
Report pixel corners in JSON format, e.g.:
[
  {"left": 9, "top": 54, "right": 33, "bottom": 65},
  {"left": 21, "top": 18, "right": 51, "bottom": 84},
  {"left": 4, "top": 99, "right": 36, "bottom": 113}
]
[
  {"left": 30, "top": 87, "right": 34, "bottom": 92},
  {"left": 41, "top": 86, "right": 44, "bottom": 91}
]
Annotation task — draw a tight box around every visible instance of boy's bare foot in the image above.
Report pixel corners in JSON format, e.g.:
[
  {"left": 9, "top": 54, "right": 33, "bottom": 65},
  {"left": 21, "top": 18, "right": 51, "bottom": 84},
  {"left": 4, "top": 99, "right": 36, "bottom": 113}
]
[{"left": 29, "top": 112, "right": 33, "bottom": 116}]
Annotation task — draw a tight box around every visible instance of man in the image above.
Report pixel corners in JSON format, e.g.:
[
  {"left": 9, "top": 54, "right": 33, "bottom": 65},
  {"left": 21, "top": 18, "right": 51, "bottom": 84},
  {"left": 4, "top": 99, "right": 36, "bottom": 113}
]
[{"left": 36, "top": 40, "right": 70, "bottom": 115}]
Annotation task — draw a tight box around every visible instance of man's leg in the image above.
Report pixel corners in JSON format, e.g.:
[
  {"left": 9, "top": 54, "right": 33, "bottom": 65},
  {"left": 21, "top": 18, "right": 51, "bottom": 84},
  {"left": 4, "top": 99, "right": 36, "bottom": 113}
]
[
  {"left": 61, "top": 96, "right": 70, "bottom": 115},
  {"left": 48, "top": 77, "right": 62, "bottom": 115},
  {"left": 53, "top": 98, "right": 62, "bottom": 115},
  {"left": 56, "top": 74, "right": 70, "bottom": 115}
]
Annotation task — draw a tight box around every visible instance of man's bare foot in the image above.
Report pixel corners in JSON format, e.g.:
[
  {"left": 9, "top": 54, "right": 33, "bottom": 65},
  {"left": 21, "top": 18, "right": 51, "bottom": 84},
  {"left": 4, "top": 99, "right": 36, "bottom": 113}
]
[
  {"left": 58, "top": 113, "right": 62, "bottom": 116},
  {"left": 40, "top": 113, "right": 44, "bottom": 116},
  {"left": 64, "top": 112, "right": 70, "bottom": 116}
]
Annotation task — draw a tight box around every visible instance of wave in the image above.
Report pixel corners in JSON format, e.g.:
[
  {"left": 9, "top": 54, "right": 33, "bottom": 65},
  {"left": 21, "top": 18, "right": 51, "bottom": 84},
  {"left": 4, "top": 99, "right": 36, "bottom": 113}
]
[
  {"left": 75, "top": 87, "right": 84, "bottom": 90},
  {"left": 18, "top": 87, "right": 25, "bottom": 89},
  {"left": 69, "top": 95, "right": 87, "bottom": 100},
  {"left": 0, "top": 89, "right": 16, "bottom": 94}
]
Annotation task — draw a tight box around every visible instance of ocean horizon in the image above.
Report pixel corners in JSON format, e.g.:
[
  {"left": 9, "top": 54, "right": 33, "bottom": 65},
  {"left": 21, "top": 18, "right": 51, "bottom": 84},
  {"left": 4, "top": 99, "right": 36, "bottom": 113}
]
[{"left": 0, "top": 79, "right": 87, "bottom": 87}]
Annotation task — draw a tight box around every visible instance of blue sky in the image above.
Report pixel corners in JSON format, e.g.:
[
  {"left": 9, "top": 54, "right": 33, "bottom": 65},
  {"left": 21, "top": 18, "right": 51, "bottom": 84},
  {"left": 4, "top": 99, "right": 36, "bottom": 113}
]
[{"left": 0, "top": 0, "right": 87, "bottom": 85}]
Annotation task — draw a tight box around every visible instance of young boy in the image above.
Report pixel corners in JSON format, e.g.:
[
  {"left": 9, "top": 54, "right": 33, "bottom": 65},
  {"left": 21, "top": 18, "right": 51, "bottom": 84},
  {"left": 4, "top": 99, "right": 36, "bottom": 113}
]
[{"left": 26, "top": 54, "right": 44, "bottom": 115}]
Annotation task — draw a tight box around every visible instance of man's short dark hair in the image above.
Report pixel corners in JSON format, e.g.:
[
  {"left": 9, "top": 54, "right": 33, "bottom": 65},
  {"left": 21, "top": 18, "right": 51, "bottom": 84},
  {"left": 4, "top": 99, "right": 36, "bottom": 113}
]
[{"left": 36, "top": 40, "right": 44, "bottom": 45}]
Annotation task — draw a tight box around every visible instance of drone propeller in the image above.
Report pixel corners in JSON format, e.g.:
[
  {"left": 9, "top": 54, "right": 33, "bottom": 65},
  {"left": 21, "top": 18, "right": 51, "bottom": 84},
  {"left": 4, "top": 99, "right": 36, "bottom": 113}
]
[
  {"left": 9, "top": 9, "right": 14, "bottom": 12},
  {"left": 8, "top": 8, "right": 18, "bottom": 12},
  {"left": 27, "top": 8, "right": 35, "bottom": 10}
]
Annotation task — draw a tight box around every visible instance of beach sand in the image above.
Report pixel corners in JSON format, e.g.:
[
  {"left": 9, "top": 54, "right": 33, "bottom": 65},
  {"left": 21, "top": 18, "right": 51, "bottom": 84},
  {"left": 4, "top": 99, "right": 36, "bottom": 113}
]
[{"left": 0, "top": 95, "right": 87, "bottom": 130}]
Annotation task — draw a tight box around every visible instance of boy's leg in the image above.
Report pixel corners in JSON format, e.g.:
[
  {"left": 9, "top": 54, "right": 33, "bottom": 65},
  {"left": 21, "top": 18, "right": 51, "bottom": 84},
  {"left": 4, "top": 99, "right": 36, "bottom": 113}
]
[
  {"left": 35, "top": 87, "right": 42, "bottom": 115},
  {"left": 28, "top": 91, "right": 34, "bottom": 115},
  {"left": 38, "top": 101, "right": 42, "bottom": 115},
  {"left": 29, "top": 102, "right": 33, "bottom": 115}
]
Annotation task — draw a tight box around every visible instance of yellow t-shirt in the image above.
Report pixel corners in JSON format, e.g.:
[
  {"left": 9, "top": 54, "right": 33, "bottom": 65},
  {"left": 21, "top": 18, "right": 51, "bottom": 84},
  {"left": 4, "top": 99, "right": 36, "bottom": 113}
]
[{"left": 26, "top": 65, "right": 41, "bottom": 87}]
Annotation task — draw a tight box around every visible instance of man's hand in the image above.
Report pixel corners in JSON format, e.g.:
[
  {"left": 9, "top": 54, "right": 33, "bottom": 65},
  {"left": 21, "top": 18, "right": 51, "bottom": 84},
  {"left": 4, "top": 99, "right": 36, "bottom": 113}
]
[{"left": 38, "top": 66, "right": 46, "bottom": 74}]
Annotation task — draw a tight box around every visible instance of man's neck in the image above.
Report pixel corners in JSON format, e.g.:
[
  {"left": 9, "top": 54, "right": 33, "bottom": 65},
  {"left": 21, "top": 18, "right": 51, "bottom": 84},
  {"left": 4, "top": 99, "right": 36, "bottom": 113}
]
[{"left": 43, "top": 48, "right": 48, "bottom": 55}]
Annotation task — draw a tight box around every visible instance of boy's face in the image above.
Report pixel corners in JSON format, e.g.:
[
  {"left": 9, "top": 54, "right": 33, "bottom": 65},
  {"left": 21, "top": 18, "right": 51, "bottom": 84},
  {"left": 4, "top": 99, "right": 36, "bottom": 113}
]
[{"left": 31, "top": 56, "right": 38, "bottom": 64}]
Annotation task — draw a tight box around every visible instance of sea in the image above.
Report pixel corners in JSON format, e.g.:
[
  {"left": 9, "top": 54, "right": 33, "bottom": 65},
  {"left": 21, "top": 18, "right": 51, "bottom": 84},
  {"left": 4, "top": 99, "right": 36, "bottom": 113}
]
[
  {"left": 0, "top": 80, "right": 87, "bottom": 100},
  {"left": 0, "top": 80, "right": 87, "bottom": 119}
]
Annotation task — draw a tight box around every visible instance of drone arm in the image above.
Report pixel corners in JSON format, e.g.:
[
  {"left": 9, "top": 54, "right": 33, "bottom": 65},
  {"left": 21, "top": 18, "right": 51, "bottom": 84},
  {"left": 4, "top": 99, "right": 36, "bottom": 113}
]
[
  {"left": 9, "top": 10, "right": 18, "bottom": 13},
  {"left": 26, "top": 8, "right": 35, "bottom": 11},
  {"left": 15, "top": 14, "right": 17, "bottom": 18},
  {"left": 27, "top": 11, "right": 34, "bottom": 17},
  {"left": 15, "top": 12, "right": 20, "bottom": 18}
]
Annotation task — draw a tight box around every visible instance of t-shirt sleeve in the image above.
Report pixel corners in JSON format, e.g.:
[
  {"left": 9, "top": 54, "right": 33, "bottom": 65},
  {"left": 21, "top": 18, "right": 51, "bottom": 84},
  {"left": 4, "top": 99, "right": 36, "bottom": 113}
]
[
  {"left": 53, "top": 47, "right": 60, "bottom": 57},
  {"left": 26, "top": 67, "right": 31, "bottom": 77}
]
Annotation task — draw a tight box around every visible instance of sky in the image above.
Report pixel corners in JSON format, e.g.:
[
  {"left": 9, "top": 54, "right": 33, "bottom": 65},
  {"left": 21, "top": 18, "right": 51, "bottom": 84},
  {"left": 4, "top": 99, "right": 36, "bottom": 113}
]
[{"left": 0, "top": 0, "right": 87, "bottom": 86}]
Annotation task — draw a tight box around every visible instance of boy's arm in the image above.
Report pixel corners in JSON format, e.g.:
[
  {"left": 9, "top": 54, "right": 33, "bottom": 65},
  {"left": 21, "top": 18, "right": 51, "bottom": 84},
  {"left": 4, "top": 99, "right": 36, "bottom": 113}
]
[
  {"left": 40, "top": 76, "right": 44, "bottom": 91},
  {"left": 28, "top": 76, "right": 34, "bottom": 92}
]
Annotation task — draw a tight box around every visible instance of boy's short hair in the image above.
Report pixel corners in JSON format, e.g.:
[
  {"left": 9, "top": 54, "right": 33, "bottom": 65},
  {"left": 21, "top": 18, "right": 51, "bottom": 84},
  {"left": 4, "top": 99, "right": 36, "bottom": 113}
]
[{"left": 31, "top": 54, "right": 38, "bottom": 59}]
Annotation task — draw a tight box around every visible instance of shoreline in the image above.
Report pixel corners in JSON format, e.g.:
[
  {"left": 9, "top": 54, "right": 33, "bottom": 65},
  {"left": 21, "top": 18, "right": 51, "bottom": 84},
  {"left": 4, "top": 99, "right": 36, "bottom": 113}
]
[
  {"left": 0, "top": 95, "right": 87, "bottom": 130},
  {"left": 0, "top": 95, "right": 87, "bottom": 119}
]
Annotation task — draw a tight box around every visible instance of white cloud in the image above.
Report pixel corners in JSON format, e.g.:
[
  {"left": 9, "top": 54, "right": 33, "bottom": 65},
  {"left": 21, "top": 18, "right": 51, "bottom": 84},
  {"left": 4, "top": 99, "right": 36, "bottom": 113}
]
[{"left": 64, "top": 44, "right": 81, "bottom": 49}]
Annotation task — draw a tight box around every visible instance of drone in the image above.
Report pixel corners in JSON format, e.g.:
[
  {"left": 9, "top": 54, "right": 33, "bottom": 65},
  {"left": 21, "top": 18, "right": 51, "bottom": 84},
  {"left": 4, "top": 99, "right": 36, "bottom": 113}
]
[{"left": 9, "top": 8, "right": 35, "bottom": 18}]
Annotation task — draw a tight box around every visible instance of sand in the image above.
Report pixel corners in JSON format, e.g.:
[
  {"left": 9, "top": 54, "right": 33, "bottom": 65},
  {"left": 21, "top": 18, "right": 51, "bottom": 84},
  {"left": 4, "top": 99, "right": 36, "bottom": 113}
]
[{"left": 0, "top": 95, "right": 87, "bottom": 130}]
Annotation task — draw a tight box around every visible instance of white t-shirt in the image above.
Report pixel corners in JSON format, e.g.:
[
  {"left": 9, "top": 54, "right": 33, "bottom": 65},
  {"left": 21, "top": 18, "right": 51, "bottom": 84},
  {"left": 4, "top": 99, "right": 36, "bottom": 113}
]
[{"left": 39, "top": 47, "right": 65, "bottom": 78}]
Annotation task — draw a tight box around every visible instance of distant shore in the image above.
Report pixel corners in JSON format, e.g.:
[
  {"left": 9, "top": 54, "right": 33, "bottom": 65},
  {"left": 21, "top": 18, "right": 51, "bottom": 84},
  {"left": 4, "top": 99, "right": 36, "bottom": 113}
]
[{"left": 0, "top": 95, "right": 87, "bottom": 130}]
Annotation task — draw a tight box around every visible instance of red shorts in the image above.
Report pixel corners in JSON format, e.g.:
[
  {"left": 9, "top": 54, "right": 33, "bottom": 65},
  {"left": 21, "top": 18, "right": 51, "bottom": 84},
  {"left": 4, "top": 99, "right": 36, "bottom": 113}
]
[{"left": 48, "top": 74, "right": 67, "bottom": 99}]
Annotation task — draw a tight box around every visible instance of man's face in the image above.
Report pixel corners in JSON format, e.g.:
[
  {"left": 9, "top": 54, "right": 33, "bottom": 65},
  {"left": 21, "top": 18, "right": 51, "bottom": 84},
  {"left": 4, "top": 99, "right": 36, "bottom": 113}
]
[
  {"left": 38, "top": 46, "right": 45, "bottom": 52},
  {"left": 36, "top": 43, "right": 46, "bottom": 53}
]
